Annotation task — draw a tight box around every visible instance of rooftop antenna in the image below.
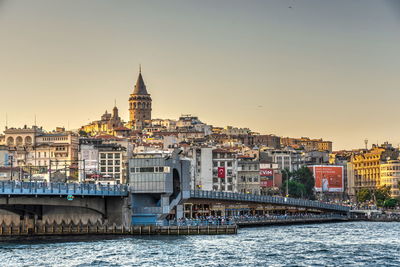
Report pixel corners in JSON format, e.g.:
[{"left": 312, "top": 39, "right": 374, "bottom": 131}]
[
  {"left": 5, "top": 113, "right": 8, "bottom": 129},
  {"left": 34, "top": 114, "right": 37, "bottom": 127},
  {"left": 364, "top": 139, "right": 368, "bottom": 150},
  {"left": 114, "top": 99, "right": 117, "bottom": 107}
]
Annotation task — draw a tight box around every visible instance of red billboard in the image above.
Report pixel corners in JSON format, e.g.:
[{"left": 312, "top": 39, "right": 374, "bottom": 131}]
[
  {"left": 309, "top": 165, "right": 344, "bottom": 192},
  {"left": 260, "top": 168, "right": 273, "bottom": 187},
  {"left": 217, "top": 167, "right": 225, "bottom": 178}
]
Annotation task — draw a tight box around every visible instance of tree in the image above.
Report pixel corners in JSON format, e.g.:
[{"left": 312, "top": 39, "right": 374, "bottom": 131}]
[
  {"left": 357, "top": 188, "right": 371, "bottom": 203},
  {"left": 280, "top": 166, "right": 315, "bottom": 199},
  {"left": 383, "top": 198, "right": 398, "bottom": 208},
  {"left": 291, "top": 166, "right": 315, "bottom": 199},
  {"left": 374, "top": 185, "right": 391, "bottom": 207}
]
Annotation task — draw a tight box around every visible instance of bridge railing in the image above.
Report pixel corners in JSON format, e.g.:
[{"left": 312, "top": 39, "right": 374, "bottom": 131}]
[
  {"left": 0, "top": 181, "right": 129, "bottom": 196},
  {"left": 190, "top": 190, "right": 350, "bottom": 212}
]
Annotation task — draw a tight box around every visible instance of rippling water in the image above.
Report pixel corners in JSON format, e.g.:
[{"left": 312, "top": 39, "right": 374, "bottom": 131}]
[{"left": 0, "top": 222, "right": 399, "bottom": 266}]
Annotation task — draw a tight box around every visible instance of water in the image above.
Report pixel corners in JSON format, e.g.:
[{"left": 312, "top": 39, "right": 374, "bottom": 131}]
[{"left": 0, "top": 222, "right": 399, "bottom": 266}]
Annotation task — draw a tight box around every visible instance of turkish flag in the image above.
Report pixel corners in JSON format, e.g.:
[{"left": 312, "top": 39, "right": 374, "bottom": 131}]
[{"left": 218, "top": 167, "right": 225, "bottom": 178}]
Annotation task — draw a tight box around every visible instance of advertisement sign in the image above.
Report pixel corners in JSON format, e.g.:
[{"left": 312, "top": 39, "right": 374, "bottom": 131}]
[
  {"left": 260, "top": 169, "right": 273, "bottom": 177},
  {"left": 260, "top": 168, "right": 273, "bottom": 187},
  {"left": 260, "top": 180, "right": 273, "bottom": 187},
  {"left": 217, "top": 167, "right": 225, "bottom": 178},
  {"left": 310, "top": 165, "right": 344, "bottom": 192}
]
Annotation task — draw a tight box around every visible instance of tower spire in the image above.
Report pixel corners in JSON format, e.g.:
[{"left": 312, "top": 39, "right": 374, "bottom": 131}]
[{"left": 139, "top": 64, "right": 141, "bottom": 73}]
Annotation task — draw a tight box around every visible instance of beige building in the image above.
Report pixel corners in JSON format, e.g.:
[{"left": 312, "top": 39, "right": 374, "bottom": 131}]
[
  {"left": 380, "top": 160, "right": 400, "bottom": 198},
  {"left": 4, "top": 126, "right": 79, "bottom": 181},
  {"left": 237, "top": 157, "right": 260, "bottom": 195},
  {"left": 281, "top": 137, "right": 333, "bottom": 152}
]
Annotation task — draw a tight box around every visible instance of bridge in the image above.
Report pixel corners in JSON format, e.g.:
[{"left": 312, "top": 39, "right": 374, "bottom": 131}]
[
  {"left": 0, "top": 182, "right": 349, "bottom": 228},
  {"left": 189, "top": 190, "right": 349, "bottom": 212},
  {"left": 0, "top": 181, "right": 128, "bottom": 196}
]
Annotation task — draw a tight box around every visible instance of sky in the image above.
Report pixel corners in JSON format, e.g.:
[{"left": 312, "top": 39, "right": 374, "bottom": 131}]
[{"left": 0, "top": 0, "right": 399, "bottom": 150}]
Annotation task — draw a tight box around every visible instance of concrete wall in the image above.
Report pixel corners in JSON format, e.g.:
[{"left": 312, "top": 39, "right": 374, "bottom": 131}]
[{"left": 0, "top": 195, "right": 129, "bottom": 227}]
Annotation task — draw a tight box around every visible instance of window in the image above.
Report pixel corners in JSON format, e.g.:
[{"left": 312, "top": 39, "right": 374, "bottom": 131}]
[
  {"left": 101, "top": 160, "right": 106, "bottom": 165},
  {"left": 115, "top": 167, "right": 120, "bottom": 172},
  {"left": 107, "top": 154, "right": 113, "bottom": 159},
  {"left": 101, "top": 167, "right": 106, "bottom": 172},
  {"left": 139, "top": 167, "right": 155, "bottom": 173},
  {"left": 213, "top": 162, "right": 218, "bottom": 167},
  {"left": 227, "top": 162, "right": 232, "bottom": 167},
  {"left": 108, "top": 160, "right": 113, "bottom": 165},
  {"left": 115, "top": 154, "right": 120, "bottom": 159},
  {"left": 220, "top": 162, "right": 225, "bottom": 167},
  {"left": 130, "top": 168, "right": 136, "bottom": 173},
  {"left": 100, "top": 154, "right": 106, "bottom": 159},
  {"left": 155, "top": 166, "right": 164, "bottom": 172},
  {"left": 108, "top": 167, "right": 113, "bottom": 172},
  {"left": 115, "top": 160, "right": 121, "bottom": 165}
]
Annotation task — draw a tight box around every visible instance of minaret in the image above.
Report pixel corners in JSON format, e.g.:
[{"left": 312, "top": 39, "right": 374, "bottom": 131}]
[{"left": 128, "top": 67, "right": 152, "bottom": 129}]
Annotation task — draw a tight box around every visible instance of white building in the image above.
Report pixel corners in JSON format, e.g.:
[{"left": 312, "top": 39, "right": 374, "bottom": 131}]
[
  {"left": 190, "top": 147, "right": 213, "bottom": 191},
  {"left": 212, "top": 148, "right": 237, "bottom": 192}
]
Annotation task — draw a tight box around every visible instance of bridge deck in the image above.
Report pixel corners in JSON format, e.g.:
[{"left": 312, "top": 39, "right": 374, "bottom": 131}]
[
  {"left": 190, "top": 190, "right": 349, "bottom": 212},
  {"left": 0, "top": 182, "right": 128, "bottom": 196}
]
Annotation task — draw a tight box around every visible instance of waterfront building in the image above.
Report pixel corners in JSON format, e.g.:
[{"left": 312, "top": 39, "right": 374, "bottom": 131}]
[
  {"left": 4, "top": 126, "right": 79, "bottom": 181},
  {"left": 237, "top": 156, "right": 260, "bottom": 194},
  {"left": 189, "top": 147, "right": 213, "bottom": 191},
  {"left": 128, "top": 69, "right": 152, "bottom": 130},
  {"left": 380, "top": 160, "right": 400, "bottom": 198},
  {"left": 348, "top": 142, "right": 399, "bottom": 197},
  {"left": 79, "top": 138, "right": 129, "bottom": 184},
  {"left": 259, "top": 162, "right": 282, "bottom": 195},
  {"left": 212, "top": 148, "right": 237, "bottom": 192}
]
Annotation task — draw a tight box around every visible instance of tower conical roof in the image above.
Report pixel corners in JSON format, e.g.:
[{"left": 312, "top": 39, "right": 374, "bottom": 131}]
[{"left": 133, "top": 71, "right": 148, "bottom": 95}]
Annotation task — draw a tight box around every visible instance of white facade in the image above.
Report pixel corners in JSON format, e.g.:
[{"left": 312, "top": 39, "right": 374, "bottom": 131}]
[
  {"left": 191, "top": 147, "right": 213, "bottom": 191},
  {"left": 212, "top": 149, "right": 237, "bottom": 192}
]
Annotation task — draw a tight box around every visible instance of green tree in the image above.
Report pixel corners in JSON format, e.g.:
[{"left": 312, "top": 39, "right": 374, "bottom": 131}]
[
  {"left": 374, "top": 185, "right": 391, "bottom": 207},
  {"left": 282, "top": 180, "right": 306, "bottom": 198},
  {"left": 383, "top": 198, "right": 398, "bottom": 208},
  {"left": 291, "top": 166, "right": 315, "bottom": 199},
  {"left": 357, "top": 188, "right": 371, "bottom": 203},
  {"left": 280, "top": 166, "right": 315, "bottom": 199}
]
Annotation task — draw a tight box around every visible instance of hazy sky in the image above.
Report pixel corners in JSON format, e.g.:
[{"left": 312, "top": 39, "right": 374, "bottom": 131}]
[{"left": 0, "top": 0, "right": 399, "bottom": 150}]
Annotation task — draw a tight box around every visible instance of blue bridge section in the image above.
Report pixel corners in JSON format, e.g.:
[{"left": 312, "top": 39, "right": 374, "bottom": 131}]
[
  {"left": 0, "top": 182, "right": 349, "bottom": 213},
  {"left": 0, "top": 181, "right": 128, "bottom": 197},
  {"left": 190, "top": 190, "right": 350, "bottom": 212}
]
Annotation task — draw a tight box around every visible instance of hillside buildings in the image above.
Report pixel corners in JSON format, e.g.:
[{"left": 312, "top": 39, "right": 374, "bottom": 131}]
[{"left": 2, "top": 69, "right": 347, "bottom": 200}]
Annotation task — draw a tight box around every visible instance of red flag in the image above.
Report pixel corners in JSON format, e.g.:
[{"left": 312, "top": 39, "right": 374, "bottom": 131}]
[{"left": 218, "top": 167, "right": 225, "bottom": 178}]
